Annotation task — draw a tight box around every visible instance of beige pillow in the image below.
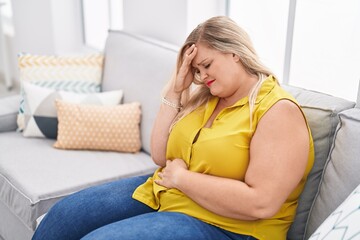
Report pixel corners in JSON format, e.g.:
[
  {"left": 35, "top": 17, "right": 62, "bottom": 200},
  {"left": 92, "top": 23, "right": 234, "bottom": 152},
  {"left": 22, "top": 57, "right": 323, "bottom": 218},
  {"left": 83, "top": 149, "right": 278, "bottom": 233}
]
[{"left": 54, "top": 100, "right": 141, "bottom": 153}]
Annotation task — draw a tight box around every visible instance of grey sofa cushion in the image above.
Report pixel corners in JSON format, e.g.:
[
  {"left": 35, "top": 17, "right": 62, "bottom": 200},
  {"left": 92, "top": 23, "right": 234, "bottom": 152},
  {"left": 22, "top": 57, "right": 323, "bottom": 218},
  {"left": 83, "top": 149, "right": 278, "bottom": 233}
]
[
  {"left": 283, "top": 85, "right": 355, "bottom": 240},
  {"left": 0, "top": 95, "right": 21, "bottom": 133},
  {"left": 101, "top": 30, "right": 179, "bottom": 154},
  {"left": 0, "top": 132, "right": 157, "bottom": 231},
  {"left": 305, "top": 108, "right": 360, "bottom": 238},
  {"left": 307, "top": 183, "right": 360, "bottom": 239}
]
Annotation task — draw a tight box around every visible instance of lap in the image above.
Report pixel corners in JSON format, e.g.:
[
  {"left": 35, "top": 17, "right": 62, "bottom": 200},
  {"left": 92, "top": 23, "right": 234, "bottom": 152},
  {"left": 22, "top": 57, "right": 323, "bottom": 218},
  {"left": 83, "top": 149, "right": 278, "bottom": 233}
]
[
  {"left": 82, "top": 212, "right": 253, "bottom": 240},
  {"left": 33, "top": 174, "right": 154, "bottom": 240},
  {"left": 33, "top": 175, "right": 255, "bottom": 240}
]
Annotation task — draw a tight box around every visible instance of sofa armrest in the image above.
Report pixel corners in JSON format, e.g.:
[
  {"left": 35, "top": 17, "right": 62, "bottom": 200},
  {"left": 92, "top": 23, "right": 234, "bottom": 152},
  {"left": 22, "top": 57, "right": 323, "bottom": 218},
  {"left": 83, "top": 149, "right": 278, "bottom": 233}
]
[{"left": 0, "top": 94, "right": 20, "bottom": 132}]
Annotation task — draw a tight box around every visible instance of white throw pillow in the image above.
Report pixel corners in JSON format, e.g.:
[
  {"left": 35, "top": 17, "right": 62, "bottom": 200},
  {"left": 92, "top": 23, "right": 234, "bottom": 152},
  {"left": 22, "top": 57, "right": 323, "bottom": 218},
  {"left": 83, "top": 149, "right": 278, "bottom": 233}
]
[{"left": 308, "top": 183, "right": 360, "bottom": 240}]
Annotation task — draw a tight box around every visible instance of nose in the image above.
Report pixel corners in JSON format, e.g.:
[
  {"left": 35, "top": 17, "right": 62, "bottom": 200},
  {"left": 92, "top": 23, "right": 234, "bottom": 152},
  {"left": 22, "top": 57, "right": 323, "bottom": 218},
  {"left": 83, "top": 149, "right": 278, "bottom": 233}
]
[{"left": 200, "top": 71, "right": 208, "bottom": 82}]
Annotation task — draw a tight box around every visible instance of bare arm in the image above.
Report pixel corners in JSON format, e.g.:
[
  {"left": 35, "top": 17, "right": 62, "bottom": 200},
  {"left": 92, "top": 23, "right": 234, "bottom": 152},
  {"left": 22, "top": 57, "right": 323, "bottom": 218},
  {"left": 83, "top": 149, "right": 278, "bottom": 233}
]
[
  {"left": 150, "top": 44, "right": 198, "bottom": 166},
  {"left": 156, "top": 100, "right": 310, "bottom": 220},
  {"left": 150, "top": 95, "right": 180, "bottom": 167}
]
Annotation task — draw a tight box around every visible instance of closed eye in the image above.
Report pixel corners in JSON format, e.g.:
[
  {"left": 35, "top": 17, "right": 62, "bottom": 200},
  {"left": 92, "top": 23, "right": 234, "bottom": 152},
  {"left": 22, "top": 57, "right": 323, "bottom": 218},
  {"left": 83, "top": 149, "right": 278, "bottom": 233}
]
[{"left": 192, "top": 67, "right": 200, "bottom": 74}]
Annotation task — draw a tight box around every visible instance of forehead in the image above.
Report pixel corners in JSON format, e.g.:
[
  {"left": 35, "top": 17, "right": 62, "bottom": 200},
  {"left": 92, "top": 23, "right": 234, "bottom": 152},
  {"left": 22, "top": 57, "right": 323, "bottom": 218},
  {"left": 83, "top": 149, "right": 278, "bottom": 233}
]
[{"left": 192, "top": 43, "right": 218, "bottom": 67}]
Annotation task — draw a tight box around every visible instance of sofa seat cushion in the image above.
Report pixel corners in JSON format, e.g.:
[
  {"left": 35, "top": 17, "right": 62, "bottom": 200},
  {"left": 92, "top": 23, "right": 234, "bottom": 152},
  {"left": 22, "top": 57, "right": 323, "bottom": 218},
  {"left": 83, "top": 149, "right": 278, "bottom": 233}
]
[{"left": 0, "top": 132, "right": 157, "bottom": 231}]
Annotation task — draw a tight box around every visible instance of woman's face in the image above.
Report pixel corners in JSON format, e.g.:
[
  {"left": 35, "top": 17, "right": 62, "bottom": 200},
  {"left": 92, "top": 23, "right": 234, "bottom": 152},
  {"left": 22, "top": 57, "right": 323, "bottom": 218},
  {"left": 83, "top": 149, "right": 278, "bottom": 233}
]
[{"left": 191, "top": 43, "right": 244, "bottom": 99}]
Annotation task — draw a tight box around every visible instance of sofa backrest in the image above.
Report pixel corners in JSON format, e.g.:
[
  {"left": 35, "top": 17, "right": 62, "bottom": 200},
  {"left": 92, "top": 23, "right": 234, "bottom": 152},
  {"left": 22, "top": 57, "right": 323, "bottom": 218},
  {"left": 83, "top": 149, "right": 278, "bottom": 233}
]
[
  {"left": 101, "top": 30, "right": 179, "bottom": 154},
  {"left": 305, "top": 101, "right": 360, "bottom": 239},
  {"left": 283, "top": 85, "right": 355, "bottom": 240},
  {"left": 304, "top": 82, "right": 360, "bottom": 239}
]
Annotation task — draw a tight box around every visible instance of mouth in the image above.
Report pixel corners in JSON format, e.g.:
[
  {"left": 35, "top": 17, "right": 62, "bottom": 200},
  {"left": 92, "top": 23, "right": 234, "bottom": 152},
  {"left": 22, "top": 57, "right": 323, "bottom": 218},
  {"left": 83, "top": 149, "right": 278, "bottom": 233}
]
[{"left": 206, "top": 80, "right": 215, "bottom": 87}]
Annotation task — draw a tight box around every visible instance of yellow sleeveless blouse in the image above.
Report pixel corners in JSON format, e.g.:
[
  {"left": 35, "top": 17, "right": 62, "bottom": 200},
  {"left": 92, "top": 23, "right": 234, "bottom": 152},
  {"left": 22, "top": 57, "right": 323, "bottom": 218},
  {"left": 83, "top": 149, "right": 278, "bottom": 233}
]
[{"left": 133, "top": 76, "right": 314, "bottom": 240}]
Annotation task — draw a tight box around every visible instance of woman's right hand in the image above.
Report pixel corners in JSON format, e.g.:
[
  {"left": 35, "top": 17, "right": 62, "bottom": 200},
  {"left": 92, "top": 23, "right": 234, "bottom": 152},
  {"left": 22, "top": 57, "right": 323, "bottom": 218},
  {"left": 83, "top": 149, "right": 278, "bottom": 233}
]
[{"left": 174, "top": 44, "right": 198, "bottom": 93}]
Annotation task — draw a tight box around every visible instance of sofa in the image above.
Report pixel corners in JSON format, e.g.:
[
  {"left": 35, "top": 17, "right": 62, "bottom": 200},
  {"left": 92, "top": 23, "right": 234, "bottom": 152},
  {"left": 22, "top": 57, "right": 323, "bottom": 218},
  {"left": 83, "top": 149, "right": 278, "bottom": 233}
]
[{"left": 0, "top": 30, "right": 359, "bottom": 240}]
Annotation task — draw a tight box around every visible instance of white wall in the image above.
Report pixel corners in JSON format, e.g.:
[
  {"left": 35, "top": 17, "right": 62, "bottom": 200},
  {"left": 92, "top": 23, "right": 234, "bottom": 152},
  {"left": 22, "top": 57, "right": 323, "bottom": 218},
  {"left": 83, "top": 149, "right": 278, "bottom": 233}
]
[
  {"left": 123, "top": 0, "right": 225, "bottom": 46},
  {"left": 11, "top": 0, "right": 55, "bottom": 55},
  {"left": 3, "top": 0, "right": 90, "bottom": 83},
  {"left": 12, "top": 0, "right": 85, "bottom": 55},
  {"left": 51, "top": 0, "right": 84, "bottom": 55},
  {"left": 229, "top": 0, "right": 289, "bottom": 83},
  {"left": 123, "top": 0, "right": 188, "bottom": 46},
  {"left": 187, "top": 0, "right": 226, "bottom": 36},
  {"left": 3, "top": 0, "right": 225, "bottom": 84}
]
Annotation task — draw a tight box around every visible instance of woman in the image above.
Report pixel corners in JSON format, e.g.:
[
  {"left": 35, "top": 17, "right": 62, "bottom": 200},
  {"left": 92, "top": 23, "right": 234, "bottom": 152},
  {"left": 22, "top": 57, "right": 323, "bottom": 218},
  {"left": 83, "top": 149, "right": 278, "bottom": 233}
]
[{"left": 32, "top": 16, "right": 314, "bottom": 240}]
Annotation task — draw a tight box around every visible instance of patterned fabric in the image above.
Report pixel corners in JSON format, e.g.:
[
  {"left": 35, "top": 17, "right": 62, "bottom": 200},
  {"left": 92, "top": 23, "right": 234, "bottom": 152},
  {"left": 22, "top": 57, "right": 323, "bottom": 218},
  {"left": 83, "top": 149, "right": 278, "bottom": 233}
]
[
  {"left": 22, "top": 82, "right": 123, "bottom": 139},
  {"left": 309, "top": 184, "right": 360, "bottom": 240},
  {"left": 17, "top": 53, "right": 104, "bottom": 130},
  {"left": 54, "top": 101, "right": 142, "bottom": 153}
]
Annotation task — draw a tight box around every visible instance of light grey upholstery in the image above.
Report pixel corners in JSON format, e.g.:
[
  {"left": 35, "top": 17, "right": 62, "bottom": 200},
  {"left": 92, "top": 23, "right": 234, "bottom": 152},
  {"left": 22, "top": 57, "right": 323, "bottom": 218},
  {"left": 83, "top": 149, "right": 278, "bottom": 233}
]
[
  {"left": 0, "top": 95, "right": 20, "bottom": 133},
  {"left": 305, "top": 107, "right": 360, "bottom": 238},
  {"left": 283, "top": 85, "right": 355, "bottom": 240},
  {"left": 0, "top": 132, "right": 157, "bottom": 236},
  {"left": 0, "top": 198, "right": 33, "bottom": 240},
  {"left": 101, "top": 30, "right": 179, "bottom": 154}
]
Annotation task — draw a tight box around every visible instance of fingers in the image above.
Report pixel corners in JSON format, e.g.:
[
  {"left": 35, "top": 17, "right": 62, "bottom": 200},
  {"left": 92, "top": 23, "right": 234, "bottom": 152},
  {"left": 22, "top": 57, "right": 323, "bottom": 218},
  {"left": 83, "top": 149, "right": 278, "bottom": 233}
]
[
  {"left": 183, "top": 44, "right": 197, "bottom": 61},
  {"left": 154, "top": 178, "right": 162, "bottom": 185},
  {"left": 157, "top": 160, "right": 170, "bottom": 179},
  {"left": 175, "top": 45, "right": 197, "bottom": 92},
  {"left": 155, "top": 170, "right": 165, "bottom": 186}
]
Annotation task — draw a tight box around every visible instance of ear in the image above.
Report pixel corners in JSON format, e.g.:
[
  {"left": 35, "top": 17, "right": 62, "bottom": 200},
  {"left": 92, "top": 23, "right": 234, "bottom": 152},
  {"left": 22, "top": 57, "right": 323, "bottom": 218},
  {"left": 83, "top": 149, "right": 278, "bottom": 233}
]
[{"left": 232, "top": 53, "right": 240, "bottom": 62}]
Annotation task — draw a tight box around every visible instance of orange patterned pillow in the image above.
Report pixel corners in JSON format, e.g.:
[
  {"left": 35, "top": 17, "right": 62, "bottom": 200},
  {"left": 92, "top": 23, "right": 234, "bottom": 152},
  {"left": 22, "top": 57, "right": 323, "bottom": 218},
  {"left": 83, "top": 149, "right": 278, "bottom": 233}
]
[{"left": 54, "top": 100, "right": 141, "bottom": 153}]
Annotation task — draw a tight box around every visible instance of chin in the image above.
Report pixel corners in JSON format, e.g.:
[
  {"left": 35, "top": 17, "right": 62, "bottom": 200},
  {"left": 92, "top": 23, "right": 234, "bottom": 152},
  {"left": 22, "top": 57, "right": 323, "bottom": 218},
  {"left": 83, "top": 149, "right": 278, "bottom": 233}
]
[{"left": 209, "top": 90, "right": 218, "bottom": 97}]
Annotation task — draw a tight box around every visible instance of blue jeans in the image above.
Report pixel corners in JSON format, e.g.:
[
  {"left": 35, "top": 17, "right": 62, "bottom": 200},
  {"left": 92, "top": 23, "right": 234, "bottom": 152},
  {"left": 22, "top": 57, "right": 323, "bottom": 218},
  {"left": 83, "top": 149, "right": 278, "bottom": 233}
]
[{"left": 32, "top": 175, "right": 256, "bottom": 240}]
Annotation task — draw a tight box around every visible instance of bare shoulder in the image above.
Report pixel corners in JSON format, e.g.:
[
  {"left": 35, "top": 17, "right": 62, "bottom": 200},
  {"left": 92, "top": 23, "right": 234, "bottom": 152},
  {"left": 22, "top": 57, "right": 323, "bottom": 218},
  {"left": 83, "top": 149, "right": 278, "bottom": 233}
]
[
  {"left": 252, "top": 98, "right": 310, "bottom": 160},
  {"left": 260, "top": 99, "right": 306, "bottom": 127},
  {"left": 269, "top": 99, "right": 302, "bottom": 116}
]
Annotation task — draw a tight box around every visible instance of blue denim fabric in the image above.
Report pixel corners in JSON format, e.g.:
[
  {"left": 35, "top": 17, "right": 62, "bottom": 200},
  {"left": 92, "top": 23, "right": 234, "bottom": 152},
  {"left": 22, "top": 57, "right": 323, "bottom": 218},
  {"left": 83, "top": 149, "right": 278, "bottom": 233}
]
[{"left": 32, "top": 175, "right": 256, "bottom": 240}]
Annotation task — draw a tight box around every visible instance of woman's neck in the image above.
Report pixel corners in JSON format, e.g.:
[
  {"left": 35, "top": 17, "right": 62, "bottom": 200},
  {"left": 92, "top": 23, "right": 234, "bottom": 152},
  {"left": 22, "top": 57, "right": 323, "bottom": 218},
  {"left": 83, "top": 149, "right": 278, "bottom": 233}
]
[{"left": 220, "top": 74, "right": 259, "bottom": 107}]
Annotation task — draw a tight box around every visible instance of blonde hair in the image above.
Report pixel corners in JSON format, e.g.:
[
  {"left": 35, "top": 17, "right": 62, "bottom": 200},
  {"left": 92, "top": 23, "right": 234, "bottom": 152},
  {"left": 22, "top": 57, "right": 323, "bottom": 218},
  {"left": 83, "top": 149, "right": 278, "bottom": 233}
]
[{"left": 168, "top": 16, "right": 276, "bottom": 129}]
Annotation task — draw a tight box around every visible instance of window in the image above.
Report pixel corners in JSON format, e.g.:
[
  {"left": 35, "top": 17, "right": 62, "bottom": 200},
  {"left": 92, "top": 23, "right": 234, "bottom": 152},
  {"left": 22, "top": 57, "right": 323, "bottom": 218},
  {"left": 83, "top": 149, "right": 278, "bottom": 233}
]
[
  {"left": 228, "top": 0, "right": 360, "bottom": 101},
  {"left": 228, "top": 0, "right": 289, "bottom": 82},
  {"left": 0, "top": 0, "right": 14, "bottom": 35},
  {"left": 82, "top": 0, "right": 123, "bottom": 50},
  {"left": 290, "top": 0, "right": 360, "bottom": 101}
]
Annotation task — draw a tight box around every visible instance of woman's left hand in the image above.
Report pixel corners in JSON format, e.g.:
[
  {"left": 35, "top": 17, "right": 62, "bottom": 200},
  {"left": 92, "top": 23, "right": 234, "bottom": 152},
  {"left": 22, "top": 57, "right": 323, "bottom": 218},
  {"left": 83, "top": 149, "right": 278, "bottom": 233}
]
[{"left": 155, "top": 158, "right": 188, "bottom": 189}]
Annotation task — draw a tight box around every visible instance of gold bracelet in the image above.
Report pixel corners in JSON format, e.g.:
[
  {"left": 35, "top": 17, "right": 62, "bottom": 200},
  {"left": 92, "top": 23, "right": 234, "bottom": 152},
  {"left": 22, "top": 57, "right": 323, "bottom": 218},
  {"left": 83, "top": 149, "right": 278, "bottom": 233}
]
[{"left": 161, "top": 97, "right": 182, "bottom": 111}]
